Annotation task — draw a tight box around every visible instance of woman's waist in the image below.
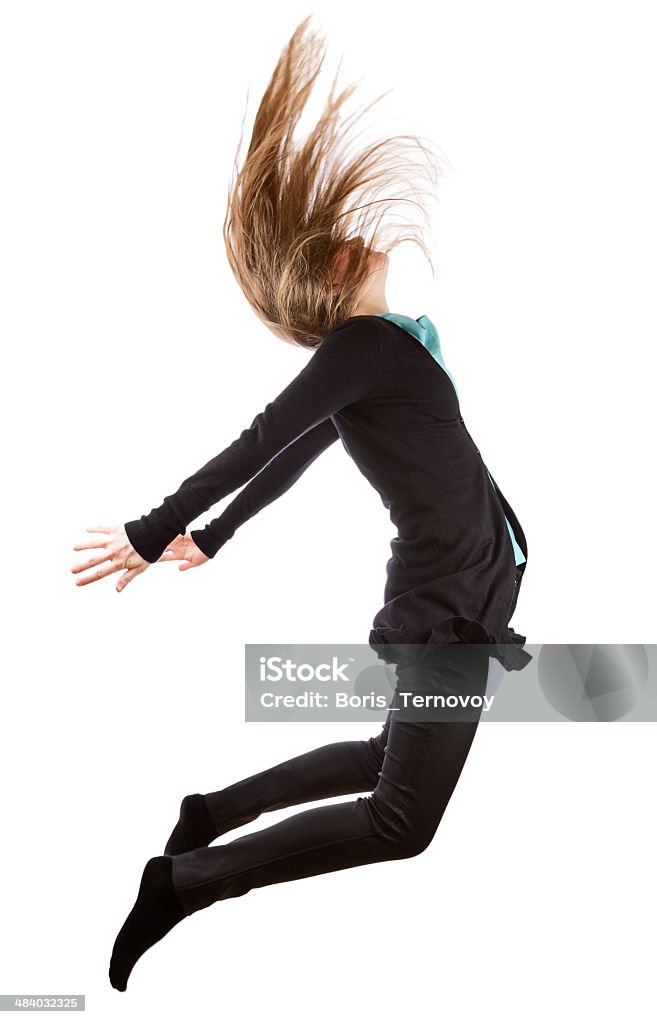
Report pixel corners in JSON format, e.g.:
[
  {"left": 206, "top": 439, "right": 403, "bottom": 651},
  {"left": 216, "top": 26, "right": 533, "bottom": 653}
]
[{"left": 389, "top": 512, "right": 508, "bottom": 553}]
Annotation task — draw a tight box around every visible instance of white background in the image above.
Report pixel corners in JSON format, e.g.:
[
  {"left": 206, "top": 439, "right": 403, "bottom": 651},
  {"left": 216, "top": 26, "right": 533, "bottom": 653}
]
[{"left": 1, "top": 1, "right": 655, "bottom": 1021}]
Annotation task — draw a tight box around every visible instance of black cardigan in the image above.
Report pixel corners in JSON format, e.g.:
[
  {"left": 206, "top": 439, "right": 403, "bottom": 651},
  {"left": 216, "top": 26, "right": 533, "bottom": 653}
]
[{"left": 125, "top": 315, "right": 531, "bottom": 671}]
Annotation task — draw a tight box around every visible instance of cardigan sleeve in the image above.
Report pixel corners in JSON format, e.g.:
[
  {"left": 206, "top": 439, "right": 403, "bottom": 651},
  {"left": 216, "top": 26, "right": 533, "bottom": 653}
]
[
  {"left": 124, "top": 319, "right": 382, "bottom": 563},
  {"left": 188, "top": 418, "right": 340, "bottom": 558}
]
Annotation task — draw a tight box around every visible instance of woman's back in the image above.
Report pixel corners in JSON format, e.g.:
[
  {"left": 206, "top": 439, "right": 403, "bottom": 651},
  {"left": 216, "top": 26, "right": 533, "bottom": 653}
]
[{"left": 323, "top": 315, "right": 528, "bottom": 666}]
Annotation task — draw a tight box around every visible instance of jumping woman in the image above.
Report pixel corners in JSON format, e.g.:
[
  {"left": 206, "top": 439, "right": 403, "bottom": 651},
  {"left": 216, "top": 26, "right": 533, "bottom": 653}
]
[{"left": 71, "top": 15, "right": 530, "bottom": 991}]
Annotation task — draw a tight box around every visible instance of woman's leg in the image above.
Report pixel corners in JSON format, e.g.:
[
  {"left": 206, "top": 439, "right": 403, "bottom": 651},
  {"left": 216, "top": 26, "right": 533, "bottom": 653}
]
[
  {"left": 164, "top": 728, "right": 391, "bottom": 855},
  {"left": 172, "top": 645, "right": 488, "bottom": 913},
  {"left": 110, "top": 644, "right": 490, "bottom": 989}
]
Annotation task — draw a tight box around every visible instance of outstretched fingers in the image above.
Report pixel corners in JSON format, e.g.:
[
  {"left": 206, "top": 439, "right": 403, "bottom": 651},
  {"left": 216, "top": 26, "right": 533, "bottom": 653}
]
[
  {"left": 74, "top": 562, "right": 120, "bottom": 587},
  {"left": 71, "top": 550, "right": 113, "bottom": 578},
  {"left": 71, "top": 523, "right": 149, "bottom": 591}
]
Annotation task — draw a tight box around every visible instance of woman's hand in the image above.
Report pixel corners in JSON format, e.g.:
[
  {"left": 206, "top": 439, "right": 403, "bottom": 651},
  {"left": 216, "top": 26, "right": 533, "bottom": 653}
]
[
  {"left": 158, "top": 533, "right": 210, "bottom": 571},
  {"left": 71, "top": 524, "right": 151, "bottom": 593}
]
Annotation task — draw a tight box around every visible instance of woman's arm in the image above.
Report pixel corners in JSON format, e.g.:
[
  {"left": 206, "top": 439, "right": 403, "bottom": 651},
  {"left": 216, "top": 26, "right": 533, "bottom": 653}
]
[
  {"left": 124, "top": 318, "right": 382, "bottom": 563},
  {"left": 189, "top": 418, "right": 339, "bottom": 558}
]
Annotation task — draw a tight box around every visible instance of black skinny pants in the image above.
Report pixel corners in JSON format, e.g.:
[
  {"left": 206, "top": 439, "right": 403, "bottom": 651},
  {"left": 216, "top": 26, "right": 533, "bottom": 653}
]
[{"left": 171, "top": 644, "right": 491, "bottom": 915}]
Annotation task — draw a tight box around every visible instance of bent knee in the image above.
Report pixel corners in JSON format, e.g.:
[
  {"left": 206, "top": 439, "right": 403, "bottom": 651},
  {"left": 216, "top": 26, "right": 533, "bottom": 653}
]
[
  {"left": 365, "top": 793, "right": 437, "bottom": 858},
  {"left": 391, "top": 830, "right": 434, "bottom": 859},
  {"left": 373, "top": 816, "right": 436, "bottom": 859}
]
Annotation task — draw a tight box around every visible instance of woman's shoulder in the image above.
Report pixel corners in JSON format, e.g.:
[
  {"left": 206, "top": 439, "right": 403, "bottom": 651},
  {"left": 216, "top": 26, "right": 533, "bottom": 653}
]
[
  {"left": 318, "top": 314, "right": 387, "bottom": 352},
  {"left": 307, "top": 315, "right": 385, "bottom": 386}
]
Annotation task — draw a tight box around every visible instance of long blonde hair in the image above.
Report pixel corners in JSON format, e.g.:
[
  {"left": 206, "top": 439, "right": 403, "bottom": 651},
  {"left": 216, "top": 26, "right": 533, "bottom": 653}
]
[{"left": 224, "top": 14, "right": 444, "bottom": 349}]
